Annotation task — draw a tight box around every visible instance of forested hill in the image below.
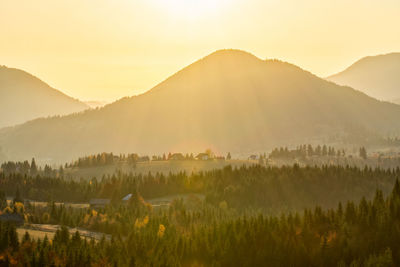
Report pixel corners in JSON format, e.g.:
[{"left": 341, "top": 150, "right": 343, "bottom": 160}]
[
  {"left": 328, "top": 53, "right": 400, "bottom": 103},
  {"left": 2, "top": 50, "right": 400, "bottom": 162},
  {"left": 0, "top": 66, "right": 88, "bottom": 128}
]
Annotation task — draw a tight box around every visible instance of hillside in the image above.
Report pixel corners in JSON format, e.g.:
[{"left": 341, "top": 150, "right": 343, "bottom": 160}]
[
  {"left": 0, "top": 66, "right": 88, "bottom": 128},
  {"left": 63, "top": 159, "right": 255, "bottom": 180},
  {"left": 327, "top": 53, "right": 400, "bottom": 102},
  {"left": 84, "top": 100, "right": 108, "bottom": 109},
  {"left": 1, "top": 49, "right": 400, "bottom": 162}
]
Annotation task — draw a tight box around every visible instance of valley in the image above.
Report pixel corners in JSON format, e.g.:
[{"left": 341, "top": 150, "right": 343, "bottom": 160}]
[{"left": 1, "top": 4, "right": 400, "bottom": 263}]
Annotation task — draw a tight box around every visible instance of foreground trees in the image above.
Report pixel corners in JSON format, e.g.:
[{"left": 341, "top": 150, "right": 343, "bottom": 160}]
[
  {"left": 1, "top": 180, "right": 400, "bottom": 266},
  {"left": 0, "top": 164, "right": 400, "bottom": 265}
]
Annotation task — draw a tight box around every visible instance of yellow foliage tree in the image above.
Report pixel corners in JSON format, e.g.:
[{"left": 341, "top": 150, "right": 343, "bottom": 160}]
[
  {"left": 219, "top": 201, "right": 228, "bottom": 210},
  {"left": 157, "top": 224, "right": 166, "bottom": 238},
  {"left": 14, "top": 202, "right": 24, "bottom": 214},
  {"left": 134, "top": 215, "right": 149, "bottom": 229},
  {"left": 91, "top": 209, "right": 98, "bottom": 217},
  {"left": 3, "top": 206, "right": 12, "bottom": 214}
]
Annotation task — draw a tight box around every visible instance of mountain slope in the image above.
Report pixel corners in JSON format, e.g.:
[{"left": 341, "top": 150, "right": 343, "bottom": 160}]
[
  {"left": 327, "top": 53, "right": 400, "bottom": 102},
  {"left": 84, "top": 101, "right": 108, "bottom": 109},
  {"left": 0, "top": 66, "right": 88, "bottom": 128},
  {"left": 1, "top": 49, "right": 400, "bottom": 162}
]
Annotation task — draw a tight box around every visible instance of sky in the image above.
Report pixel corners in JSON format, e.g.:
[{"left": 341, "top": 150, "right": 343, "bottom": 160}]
[{"left": 1, "top": 0, "right": 400, "bottom": 101}]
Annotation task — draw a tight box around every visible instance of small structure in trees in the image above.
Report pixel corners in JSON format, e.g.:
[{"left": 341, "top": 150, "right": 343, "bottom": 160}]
[
  {"left": 249, "top": 155, "right": 257, "bottom": 160},
  {"left": 168, "top": 153, "right": 185, "bottom": 160},
  {"left": 195, "top": 153, "right": 209, "bottom": 161},
  {"left": 122, "top": 194, "right": 132, "bottom": 202},
  {"left": 89, "top": 199, "right": 110, "bottom": 209},
  {"left": 0, "top": 213, "right": 24, "bottom": 226}
]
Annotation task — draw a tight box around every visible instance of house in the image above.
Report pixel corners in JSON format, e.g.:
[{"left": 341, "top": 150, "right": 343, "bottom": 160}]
[
  {"left": 89, "top": 199, "right": 110, "bottom": 209},
  {"left": 249, "top": 155, "right": 257, "bottom": 160},
  {"left": 122, "top": 194, "right": 132, "bottom": 202},
  {"left": 195, "top": 153, "right": 209, "bottom": 161},
  {"left": 138, "top": 156, "right": 150, "bottom": 162},
  {"left": 0, "top": 213, "right": 24, "bottom": 226},
  {"left": 122, "top": 193, "right": 147, "bottom": 206},
  {"left": 169, "top": 153, "right": 185, "bottom": 160}
]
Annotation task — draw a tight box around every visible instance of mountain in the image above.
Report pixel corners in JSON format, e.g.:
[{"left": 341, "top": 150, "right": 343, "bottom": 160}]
[
  {"left": 0, "top": 66, "right": 88, "bottom": 128},
  {"left": 1, "top": 49, "right": 400, "bottom": 162},
  {"left": 84, "top": 101, "right": 109, "bottom": 109},
  {"left": 327, "top": 53, "right": 400, "bottom": 103}
]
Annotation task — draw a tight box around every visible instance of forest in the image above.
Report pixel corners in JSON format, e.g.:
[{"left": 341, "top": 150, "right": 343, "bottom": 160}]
[
  {"left": 1, "top": 163, "right": 400, "bottom": 266},
  {"left": 0, "top": 164, "right": 398, "bottom": 212},
  {"left": 0, "top": 175, "right": 399, "bottom": 266}
]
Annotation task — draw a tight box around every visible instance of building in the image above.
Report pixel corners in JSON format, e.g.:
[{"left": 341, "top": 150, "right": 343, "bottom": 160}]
[
  {"left": 122, "top": 193, "right": 132, "bottom": 202},
  {"left": 195, "top": 153, "right": 209, "bottom": 161},
  {"left": 89, "top": 199, "right": 110, "bottom": 209},
  {"left": 0, "top": 213, "right": 24, "bottom": 226},
  {"left": 169, "top": 153, "right": 185, "bottom": 160},
  {"left": 138, "top": 156, "right": 150, "bottom": 162},
  {"left": 249, "top": 155, "right": 257, "bottom": 160}
]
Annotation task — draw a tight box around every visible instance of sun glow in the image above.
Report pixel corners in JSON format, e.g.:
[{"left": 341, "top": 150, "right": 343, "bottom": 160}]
[{"left": 153, "top": 0, "right": 226, "bottom": 19}]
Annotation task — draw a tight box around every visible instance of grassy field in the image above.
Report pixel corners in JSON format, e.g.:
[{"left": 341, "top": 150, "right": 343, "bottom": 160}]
[
  {"left": 146, "top": 193, "right": 205, "bottom": 208},
  {"left": 7, "top": 200, "right": 89, "bottom": 209},
  {"left": 17, "top": 224, "right": 110, "bottom": 241},
  {"left": 64, "top": 159, "right": 256, "bottom": 179},
  {"left": 24, "top": 202, "right": 89, "bottom": 209},
  {"left": 16, "top": 228, "right": 55, "bottom": 241}
]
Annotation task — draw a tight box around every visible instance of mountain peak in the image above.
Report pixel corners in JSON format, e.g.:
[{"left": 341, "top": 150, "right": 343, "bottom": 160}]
[
  {"left": 328, "top": 52, "right": 400, "bottom": 101},
  {"left": 205, "top": 49, "right": 258, "bottom": 58},
  {"left": 0, "top": 66, "right": 88, "bottom": 128},
  {"left": 3, "top": 50, "right": 400, "bottom": 162},
  {"left": 199, "top": 49, "right": 262, "bottom": 65}
]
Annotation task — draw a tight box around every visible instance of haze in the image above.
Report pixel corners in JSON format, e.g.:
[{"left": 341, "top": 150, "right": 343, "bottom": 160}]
[
  {"left": 3, "top": 1, "right": 400, "bottom": 265},
  {"left": 1, "top": 0, "right": 400, "bottom": 101}
]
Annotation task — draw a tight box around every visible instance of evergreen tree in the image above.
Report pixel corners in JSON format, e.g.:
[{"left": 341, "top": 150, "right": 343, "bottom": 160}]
[
  {"left": 359, "top": 147, "right": 367, "bottom": 160},
  {"left": 13, "top": 188, "right": 23, "bottom": 204},
  {"left": 30, "top": 158, "right": 38, "bottom": 176},
  {"left": 0, "top": 191, "right": 7, "bottom": 210}
]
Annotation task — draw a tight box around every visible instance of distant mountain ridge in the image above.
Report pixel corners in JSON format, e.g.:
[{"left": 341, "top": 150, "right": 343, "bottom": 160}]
[
  {"left": 84, "top": 100, "right": 109, "bottom": 109},
  {"left": 0, "top": 66, "right": 88, "bottom": 128},
  {"left": 327, "top": 53, "right": 400, "bottom": 103},
  {"left": 1, "top": 49, "right": 400, "bottom": 162}
]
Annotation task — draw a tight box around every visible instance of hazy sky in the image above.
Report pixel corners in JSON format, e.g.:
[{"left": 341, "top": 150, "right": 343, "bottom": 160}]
[{"left": 1, "top": 0, "right": 400, "bottom": 101}]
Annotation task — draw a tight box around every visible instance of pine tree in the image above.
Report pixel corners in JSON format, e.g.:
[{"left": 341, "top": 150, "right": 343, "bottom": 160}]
[
  {"left": 59, "top": 165, "right": 64, "bottom": 177},
  {"left": 322, "top": 145, "right": 328, "bottom": 156},
  {"left": 359, "top": 147, "right": 367, "bottom": 160},
  {"left": 0, "top": 191, "right": 7, "bottom": 210},
  {"left": 30, "top": 158, "right": 38, "bottom": 176},
  {"left": 13, "top": 188, "right": 23, "bottom": 204},
  {"left": 22, "top": 231, "right": 31, "bottom": 243}
]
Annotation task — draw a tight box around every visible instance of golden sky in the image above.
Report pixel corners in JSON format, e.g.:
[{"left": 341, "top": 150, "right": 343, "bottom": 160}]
[{"left": 1, "top": 0, "right": 400, "bottom": 101}]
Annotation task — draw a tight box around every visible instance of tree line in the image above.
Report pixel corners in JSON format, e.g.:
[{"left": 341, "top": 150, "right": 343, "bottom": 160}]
[
  {"left": 67, "top": 149, "right": 226, "bottom": 169},
  {"left": 269, "top": 144, "right": 351, "bottom": 159},
  {"left": 0, "top": 164, "right": 398, "bottom": 213},
  {"left": 0, "top": 158, "right": 62, "bottom": 177}
]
